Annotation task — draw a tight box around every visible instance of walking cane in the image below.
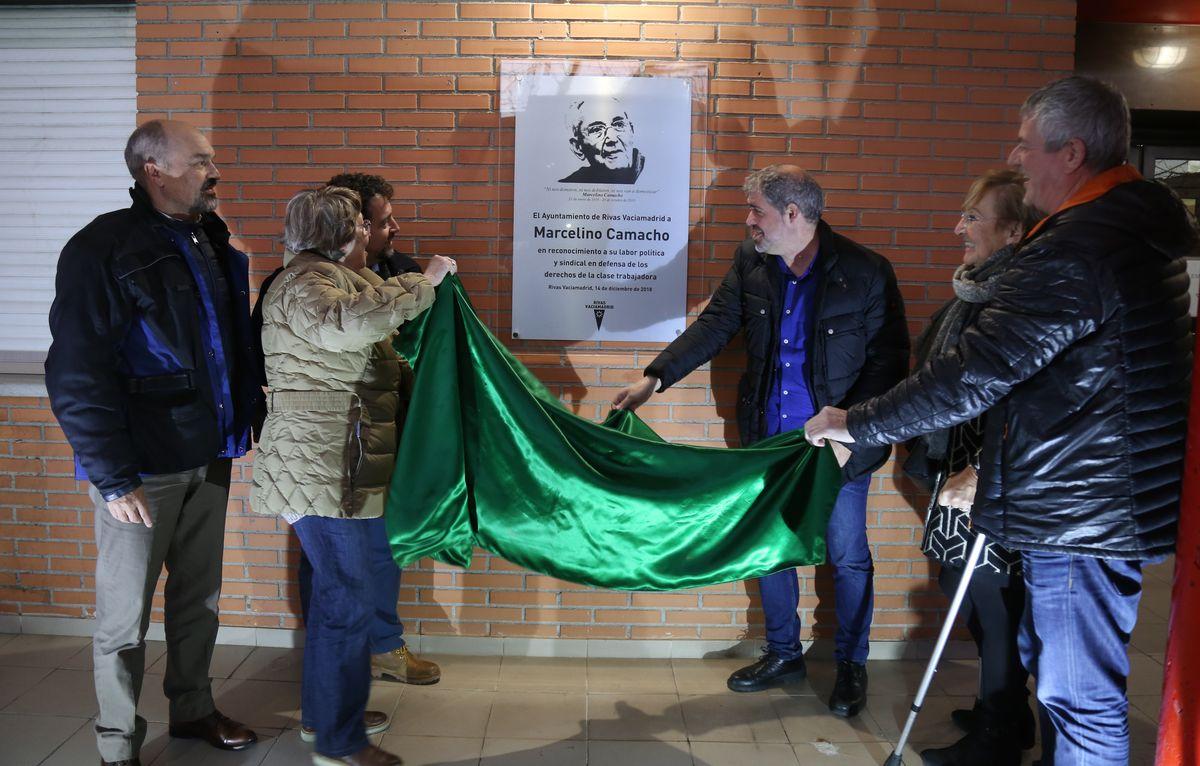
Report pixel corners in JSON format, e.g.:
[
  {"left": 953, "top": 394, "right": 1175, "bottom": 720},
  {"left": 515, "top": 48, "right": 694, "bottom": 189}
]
[{"left": 883, "top": 529, "right": 988, "bottom": 766}]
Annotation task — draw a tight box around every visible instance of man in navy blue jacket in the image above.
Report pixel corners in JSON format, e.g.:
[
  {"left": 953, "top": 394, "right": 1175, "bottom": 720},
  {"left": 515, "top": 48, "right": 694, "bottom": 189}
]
[
  {"left": 46, "top": 120, "right": 260, "bottom": 766},
  {"left": 613, "top": 166, "right": 908, "bottom": 718}
]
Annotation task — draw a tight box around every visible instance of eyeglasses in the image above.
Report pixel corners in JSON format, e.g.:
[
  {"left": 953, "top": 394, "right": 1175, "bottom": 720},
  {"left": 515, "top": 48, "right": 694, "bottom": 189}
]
[
  {"left": 960, "top": 212, "right": 995, "bottom": 225},
  {"left": 356, "top": 220, "right": 370, "bottom": 234},
  {"left": 582, "top": 116, "right": 631, "bottom": 140}
]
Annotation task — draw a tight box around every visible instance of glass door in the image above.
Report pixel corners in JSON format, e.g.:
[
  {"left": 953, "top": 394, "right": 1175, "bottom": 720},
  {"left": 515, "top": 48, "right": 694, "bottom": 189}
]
[{"left": 1141, "top": 145, "right": 1200, "bottom": 315}]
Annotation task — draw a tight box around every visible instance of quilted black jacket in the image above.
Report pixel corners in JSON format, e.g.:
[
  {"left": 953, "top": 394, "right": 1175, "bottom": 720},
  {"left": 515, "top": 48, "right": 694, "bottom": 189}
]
[{"left": 848, "top": 178, "right": 1197, "bottom": 558}]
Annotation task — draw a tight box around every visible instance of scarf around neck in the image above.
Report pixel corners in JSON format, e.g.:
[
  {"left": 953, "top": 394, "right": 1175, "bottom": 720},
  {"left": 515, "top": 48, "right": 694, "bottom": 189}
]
[{"left": 916, "top": 243, "right": 1018, "bottom": 460}]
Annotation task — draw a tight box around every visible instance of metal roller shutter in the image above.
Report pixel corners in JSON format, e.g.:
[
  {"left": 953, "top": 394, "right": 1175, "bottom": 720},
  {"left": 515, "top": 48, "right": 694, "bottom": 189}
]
[{"left": 0, "top": 3, "right": 135, "bottom": 372}]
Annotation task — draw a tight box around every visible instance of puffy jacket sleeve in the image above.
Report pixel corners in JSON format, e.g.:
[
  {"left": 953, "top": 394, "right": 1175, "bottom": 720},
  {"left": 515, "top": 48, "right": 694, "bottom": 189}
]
[
  {"left": 645, "top": 250, "right": 747, "bottom": 390},
  {"left": 44, "top": 226, "right": 142, "bottom": 500},
  {"left": 281, "top": 270, "right": 434, "bottom": 353},
  {"left": 847, "top": 243, "right": 1104, "bottom": 447}
]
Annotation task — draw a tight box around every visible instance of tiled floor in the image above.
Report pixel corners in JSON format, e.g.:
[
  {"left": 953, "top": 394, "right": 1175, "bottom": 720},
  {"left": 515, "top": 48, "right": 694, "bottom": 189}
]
[{"left": 0, "top": 558, "right": 1171, "bottom": 765}]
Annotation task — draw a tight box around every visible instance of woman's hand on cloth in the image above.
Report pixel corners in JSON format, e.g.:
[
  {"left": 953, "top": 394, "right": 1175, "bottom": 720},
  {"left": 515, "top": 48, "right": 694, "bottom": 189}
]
[
  {"left": 804, "top": 406, "right": 854, "bottom": 447},
  {"left": 423, "top": 255, "right": 457, "bottom": 287},
  {"left": 938, "top": 466, "right": 977, "bottom": 511}
]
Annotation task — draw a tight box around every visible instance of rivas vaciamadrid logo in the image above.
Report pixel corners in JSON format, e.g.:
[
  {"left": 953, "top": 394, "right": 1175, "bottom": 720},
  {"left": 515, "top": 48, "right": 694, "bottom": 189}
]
[{"left": 585, "top": 300, "right": 615, "bottom": 330}]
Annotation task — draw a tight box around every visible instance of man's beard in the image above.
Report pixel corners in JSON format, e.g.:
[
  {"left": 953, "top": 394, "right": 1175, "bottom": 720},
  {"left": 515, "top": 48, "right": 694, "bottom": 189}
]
[
  {"left": 189, "top": 182, "right": 219, "bottom": 215},
  {"left": 367, "top": 243, "right": 393, "bottom": 266},
  {"left": 750, "top": 228, "right": 768, "bottom": 253},
  {"left": 190, "top": 197, "right": 218, "bottom": 215}
]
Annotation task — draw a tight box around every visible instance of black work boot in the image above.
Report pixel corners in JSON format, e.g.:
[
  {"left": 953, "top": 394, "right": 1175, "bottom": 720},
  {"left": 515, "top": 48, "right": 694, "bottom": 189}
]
[
  {"left": 951, "top": 698, "right": 1036, "bottom": 750},
  {"left": 828, "top": 660, "right": 868, "bottom": 717},
  {"left": 921, "top": 711, "right": 1021, "bottom": 766},
  {"left": 726, "top": 652, "right": 807, "bottom": 693},
  {"left": 948, "top": 700, "right": 980, "bottom": 735}
]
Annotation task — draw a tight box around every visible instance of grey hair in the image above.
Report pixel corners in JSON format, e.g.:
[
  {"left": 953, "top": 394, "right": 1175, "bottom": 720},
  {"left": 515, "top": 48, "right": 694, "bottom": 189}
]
[
  {"left": 1020, "top": 76, "right": 1130, "bottom": 172},
  {"left": 563, "top": 96, "right": 633, "bottom": 138},
  {"left": 743, "top": 165, "right": 824, "bottom": 223},
  {"left": 124, "top": 120, "right": 172, "bottom": 181},
  {"left": 282, "top": 187, "right": 361, "bottom": 260}
]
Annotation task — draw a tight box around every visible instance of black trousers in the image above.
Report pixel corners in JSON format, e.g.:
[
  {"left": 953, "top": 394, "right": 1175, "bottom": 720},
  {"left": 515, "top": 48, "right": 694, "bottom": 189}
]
[{"left": 939, "top": 563, "right": 1029, "bottom": 719}]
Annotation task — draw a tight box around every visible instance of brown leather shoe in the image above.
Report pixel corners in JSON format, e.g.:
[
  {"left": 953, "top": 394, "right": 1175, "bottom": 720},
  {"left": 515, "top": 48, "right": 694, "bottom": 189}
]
[
  {"left": 312, "top": 744, "right": 403, "bottom": 765},
  {"left": 370, "top": 646, "right": 440, "bottom": 685},
  {"left": 168, "top": 710, "right": 258, "bottom": 751},
  {"left": 301, "top": 709, "right": 390, "bottom": 742}
]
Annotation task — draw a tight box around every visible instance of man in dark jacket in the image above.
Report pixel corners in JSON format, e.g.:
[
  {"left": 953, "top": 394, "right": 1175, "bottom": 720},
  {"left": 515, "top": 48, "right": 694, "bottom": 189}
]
[
  {"left": 613, "top": 165, "right": 909, "bottom": 717},
  {"left": 806, "top": 77, "right": 1197, "bottom": 764},
  {"left": 45, "top": 120, "right": 260, "bottom": 765}
]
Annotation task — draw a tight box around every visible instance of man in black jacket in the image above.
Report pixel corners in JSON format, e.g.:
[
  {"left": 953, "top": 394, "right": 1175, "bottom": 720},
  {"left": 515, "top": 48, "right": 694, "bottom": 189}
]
[
  {"left": 613, "top": 165, "right": 908, "bottom": 717},
  {"left": 45, "top": 120, "right": 260, "bottom": 765},
  {"left": 806, "top": 77, "right": 1197, "bottom": 764}
]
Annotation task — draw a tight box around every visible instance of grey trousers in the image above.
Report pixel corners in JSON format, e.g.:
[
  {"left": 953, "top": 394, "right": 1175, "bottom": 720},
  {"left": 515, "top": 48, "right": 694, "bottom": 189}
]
[{"left": 90, "top": 459, "right": 232, "bottom": 761}]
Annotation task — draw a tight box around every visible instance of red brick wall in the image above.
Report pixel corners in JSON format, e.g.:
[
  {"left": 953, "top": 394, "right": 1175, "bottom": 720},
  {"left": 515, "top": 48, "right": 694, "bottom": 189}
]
[{"left": 0, "top": 0, "right": 1076, "bottom": 643}]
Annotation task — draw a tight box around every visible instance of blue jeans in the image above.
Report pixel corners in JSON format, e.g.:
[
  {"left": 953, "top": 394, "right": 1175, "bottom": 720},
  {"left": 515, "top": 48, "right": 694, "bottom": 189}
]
[
  {"left": 1019, "top": 551, "right": 1143, "bottom": 766},
  {"left": 299, "top": 515, "right": 405, "bottom": 653},
  {"left": 293, "top": 516, "right": 375, "bottom": 758},
  {"left": 759, "top": 474, "right": 873, "bottom": 663}
]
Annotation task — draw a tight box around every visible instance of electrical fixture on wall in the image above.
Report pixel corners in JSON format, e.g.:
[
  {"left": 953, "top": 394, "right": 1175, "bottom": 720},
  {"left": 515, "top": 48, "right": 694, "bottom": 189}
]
[
  {"left": 1078, "top": 22, "right": 1200, "bottom": 110},
  {"left": 1133, "top": 45, "right": 1189, "bottom": 68}
]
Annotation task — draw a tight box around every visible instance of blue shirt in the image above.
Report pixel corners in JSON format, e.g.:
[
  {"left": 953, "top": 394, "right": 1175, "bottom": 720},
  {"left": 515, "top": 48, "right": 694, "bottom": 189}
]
[
  {"left": 764, "top": 253, "right": 819, "bottom": 437},
  {"left": 163, "top": 220, "right": 240, "bottom": 458}
]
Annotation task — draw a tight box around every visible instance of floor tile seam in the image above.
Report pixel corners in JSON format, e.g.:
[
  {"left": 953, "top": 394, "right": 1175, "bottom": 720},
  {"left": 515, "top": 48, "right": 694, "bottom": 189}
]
[
  {"left": 3, "top": 702, "right": 101, "bottom": 719},
  {"left": 0, "top": 710, "right": 94, "bottom": 722},
  {"left": 685, "top": 733, "right": 793, "bottom": 745},
  {"left": 221, "top": 647, "right": 258, "bottom": 681},
  {"left": 0, "top": 661, "right": 70, "bottom": 670},
  {"left": 16, "top": 716, "right": 91, "bottom": 766},
  {"left": 586, "top": 684, "right": 683, "bottom": 694},
  {"left": 580, "top": 737, "right": 696, "bottom": 759},
  {"left": 368, "top": 693, "right": 405, "bottom": 726},
  {"left": 581, "top": 690, "right": 590, "bottom": 741},
  {"left": 476, "top": 687, "right": 502, "bottom": 744},
  {"left": 0, "top": 663, "right": 56, "bottom": 689},
  {"left": 583, "top": 689, "right": 680, "bottom": 697}
]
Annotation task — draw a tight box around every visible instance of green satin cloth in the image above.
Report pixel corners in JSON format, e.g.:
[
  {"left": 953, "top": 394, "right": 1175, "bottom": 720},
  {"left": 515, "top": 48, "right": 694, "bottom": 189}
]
[{"left": 385, "top": 277, "right": 844, "bottom": 591}]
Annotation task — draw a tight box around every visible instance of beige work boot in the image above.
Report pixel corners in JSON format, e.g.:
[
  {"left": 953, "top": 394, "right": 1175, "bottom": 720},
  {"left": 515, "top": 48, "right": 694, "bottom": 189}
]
[{"left": 370, "top": 646, "right": 440, "bottom": 685}]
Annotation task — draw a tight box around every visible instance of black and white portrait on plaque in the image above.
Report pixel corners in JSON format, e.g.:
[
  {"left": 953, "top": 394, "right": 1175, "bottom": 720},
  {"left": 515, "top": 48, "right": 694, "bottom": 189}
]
[{"left": 558, "top": 96, "right": 646, "bottom": 185}]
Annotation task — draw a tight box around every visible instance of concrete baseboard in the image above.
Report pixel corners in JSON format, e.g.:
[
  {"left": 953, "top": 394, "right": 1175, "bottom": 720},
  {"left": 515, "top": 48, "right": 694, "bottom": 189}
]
[{"left": 0, "top": 614, "right": 975, "bottom": 660}]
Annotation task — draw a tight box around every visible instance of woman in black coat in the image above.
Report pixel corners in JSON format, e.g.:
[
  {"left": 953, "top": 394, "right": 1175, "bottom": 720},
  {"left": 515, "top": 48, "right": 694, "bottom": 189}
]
[{"left": 908, "top": 170, "right": 1040, "bottom": 766}]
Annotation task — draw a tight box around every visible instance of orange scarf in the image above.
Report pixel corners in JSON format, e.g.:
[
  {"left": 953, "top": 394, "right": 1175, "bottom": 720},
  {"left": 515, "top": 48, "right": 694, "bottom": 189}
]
[{"left": 1025, "top": 164, "right": 1143, "bottom": 240}]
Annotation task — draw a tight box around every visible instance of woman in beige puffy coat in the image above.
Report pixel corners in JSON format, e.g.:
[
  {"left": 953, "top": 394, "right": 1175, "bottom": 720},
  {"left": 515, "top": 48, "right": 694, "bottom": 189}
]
[{"left": 252, "top": 187, "right": 453, "bottom": 766}]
